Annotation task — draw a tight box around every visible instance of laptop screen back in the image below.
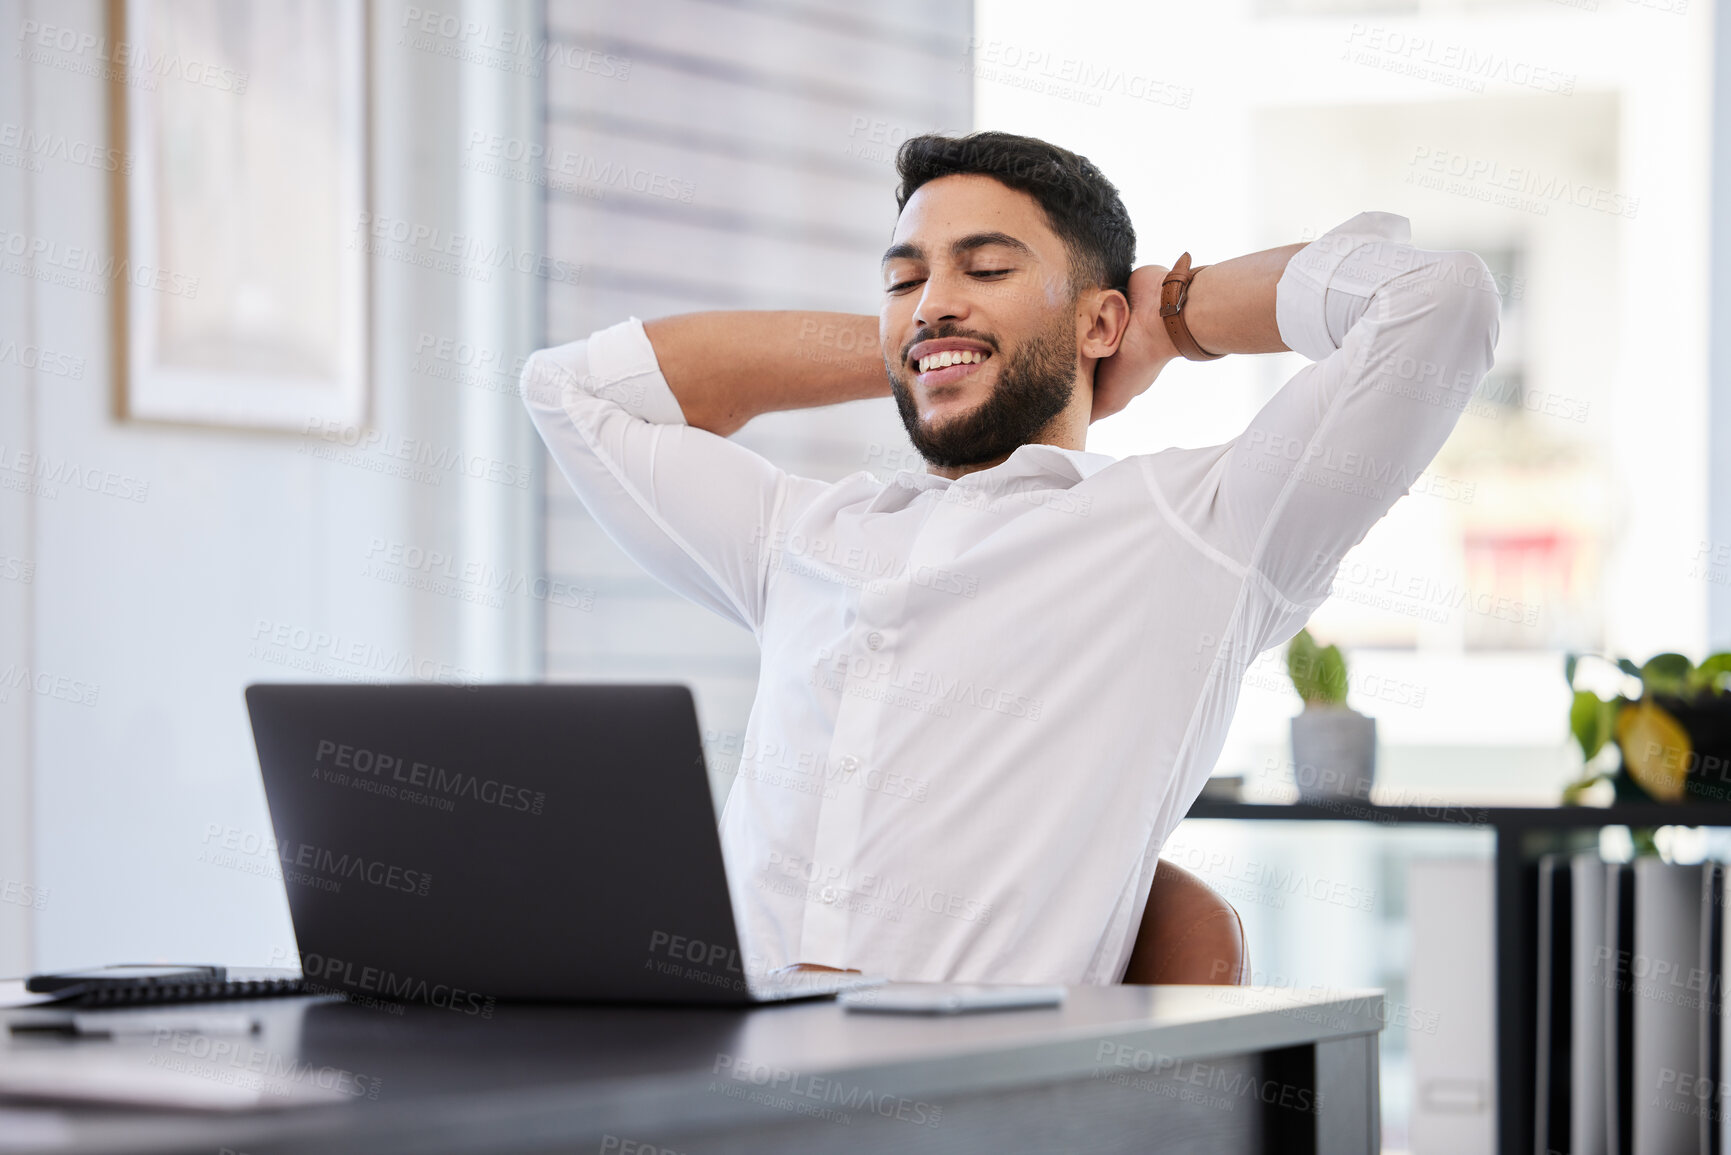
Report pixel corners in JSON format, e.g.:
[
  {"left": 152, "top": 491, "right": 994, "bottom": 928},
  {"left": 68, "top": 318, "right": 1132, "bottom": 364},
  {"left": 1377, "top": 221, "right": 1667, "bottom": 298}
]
[{"left": 245, "top": 683, "right": 756, "bottom": 1005}]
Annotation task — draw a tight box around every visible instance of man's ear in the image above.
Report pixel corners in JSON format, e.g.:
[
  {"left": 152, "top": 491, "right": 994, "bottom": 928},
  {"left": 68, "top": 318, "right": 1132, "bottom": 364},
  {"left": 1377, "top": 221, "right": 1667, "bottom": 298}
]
[{"left": 1078, "top": 287, "right": 1131, "bottom": 361}]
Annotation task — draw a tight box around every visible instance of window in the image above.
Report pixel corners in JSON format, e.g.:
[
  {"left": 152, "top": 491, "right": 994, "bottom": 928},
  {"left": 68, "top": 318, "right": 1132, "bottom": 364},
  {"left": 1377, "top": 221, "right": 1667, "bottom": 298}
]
[{"left": 977, "top": 0, "right": 1708, "bottom": 805}]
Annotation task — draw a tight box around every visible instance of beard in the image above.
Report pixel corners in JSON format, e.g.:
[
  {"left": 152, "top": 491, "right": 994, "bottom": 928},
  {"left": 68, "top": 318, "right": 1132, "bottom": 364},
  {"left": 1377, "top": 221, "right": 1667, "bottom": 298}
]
[{"left": 888, "top": 311, "right": 1078, "bottom": 470}]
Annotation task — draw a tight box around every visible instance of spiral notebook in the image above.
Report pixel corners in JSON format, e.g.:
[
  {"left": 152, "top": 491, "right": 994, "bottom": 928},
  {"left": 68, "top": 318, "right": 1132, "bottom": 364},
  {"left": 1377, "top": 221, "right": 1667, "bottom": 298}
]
[{"left": 23, "top": 965, "right": 305, "bottom": 1007}]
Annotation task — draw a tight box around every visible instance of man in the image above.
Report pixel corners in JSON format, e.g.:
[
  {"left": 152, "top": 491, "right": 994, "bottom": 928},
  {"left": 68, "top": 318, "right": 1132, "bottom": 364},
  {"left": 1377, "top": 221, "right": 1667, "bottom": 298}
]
[{"left": 523, "top": 131, "right": 1499, "bottom": 986}]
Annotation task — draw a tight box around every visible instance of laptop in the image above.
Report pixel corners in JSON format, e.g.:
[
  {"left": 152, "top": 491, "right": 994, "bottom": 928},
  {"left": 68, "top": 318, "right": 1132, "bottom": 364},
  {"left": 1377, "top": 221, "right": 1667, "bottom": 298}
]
[{"left": 240, "top": 682, "right": 873, "bottom": 1007}]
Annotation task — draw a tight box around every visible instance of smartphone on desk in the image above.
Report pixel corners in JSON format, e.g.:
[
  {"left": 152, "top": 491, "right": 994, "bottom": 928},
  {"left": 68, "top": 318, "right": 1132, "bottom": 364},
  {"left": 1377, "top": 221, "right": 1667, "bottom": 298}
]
[{"left": 839, "top": 982, "right": 1065, "bottom": 1015}]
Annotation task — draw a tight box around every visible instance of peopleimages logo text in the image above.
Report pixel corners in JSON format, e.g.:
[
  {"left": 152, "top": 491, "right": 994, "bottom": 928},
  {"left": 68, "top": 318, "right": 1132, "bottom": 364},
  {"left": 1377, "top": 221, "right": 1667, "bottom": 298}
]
[
  {"left": 313, "top": 740, "right": 546, "bottom": 815},
  {"left": 16, "top": 19, "right": 250, "bottom": 92},
  {"left": 298, "top": 951, "right": 495, "bottom": 1018},
  {"left": 279, "top": 841, "right": 432, "bottom": 897}
]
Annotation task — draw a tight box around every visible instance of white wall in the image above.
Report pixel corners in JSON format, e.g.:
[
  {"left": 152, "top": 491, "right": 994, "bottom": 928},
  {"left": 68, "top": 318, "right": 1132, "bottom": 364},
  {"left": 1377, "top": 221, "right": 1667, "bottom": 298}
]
[
  {"left": 0, "top": 0, "right": 34, "bottom": 976},
  {"left": 1713, "top": 0, "right": 1731, "bottom": 653},
  {"left": 0, "top": 0, "right": 540, "bottom": 974}
]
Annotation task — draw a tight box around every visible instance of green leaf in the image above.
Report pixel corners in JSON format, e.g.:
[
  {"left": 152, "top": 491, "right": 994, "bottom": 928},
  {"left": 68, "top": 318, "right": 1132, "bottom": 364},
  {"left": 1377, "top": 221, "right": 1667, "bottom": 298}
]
[
  {"left": 1286, "top": 629, "right": 1319, "bottom": 702},
  {"left": 1286, "top": 629, "right": 1349, "bottom": 706},
  {"left": 1640, "top": 652, "right": 1694, "bottom": 697},
  {"left": 1564, "top": 652, "right": 1578, "bottom": 689},
  {"left": 1318, "top": 644, "right": 1348, "bottom": 704},
  {"left": 1618, "top": 657, "right": 1643, "bottom": 680},
  {"left": 1685, "top": 652, "right": 1731, "bottom": 695},
  {"left": 1570, "top": 689, "right": 1613, "bottom": 762}
]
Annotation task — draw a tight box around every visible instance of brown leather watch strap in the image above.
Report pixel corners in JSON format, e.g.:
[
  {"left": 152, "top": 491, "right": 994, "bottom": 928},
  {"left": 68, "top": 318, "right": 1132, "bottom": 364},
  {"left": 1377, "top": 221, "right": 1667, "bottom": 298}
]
[{"left": 1160, "top": 252, "right": 1224, "bottom": 362}]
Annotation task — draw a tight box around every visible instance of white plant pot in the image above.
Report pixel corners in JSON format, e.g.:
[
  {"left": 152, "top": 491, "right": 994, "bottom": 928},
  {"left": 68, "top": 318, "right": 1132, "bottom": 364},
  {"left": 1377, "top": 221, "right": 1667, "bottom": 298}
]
[{"left": 1289, "top": 706, "right": 1377, "bottom": 802}]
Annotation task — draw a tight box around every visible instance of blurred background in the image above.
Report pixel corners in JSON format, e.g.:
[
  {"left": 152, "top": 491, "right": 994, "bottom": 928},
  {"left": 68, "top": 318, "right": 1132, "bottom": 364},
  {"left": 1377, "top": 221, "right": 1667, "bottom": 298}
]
[{"left": 1, "top": 0, "right": 1725, "bottom": 1148}]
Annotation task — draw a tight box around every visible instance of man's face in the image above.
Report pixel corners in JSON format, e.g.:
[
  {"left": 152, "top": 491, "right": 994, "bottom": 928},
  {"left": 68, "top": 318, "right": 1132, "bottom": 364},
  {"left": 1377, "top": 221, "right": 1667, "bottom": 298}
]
[{"left": 880, "top": 174, "right": 1083, "bottom": 470}]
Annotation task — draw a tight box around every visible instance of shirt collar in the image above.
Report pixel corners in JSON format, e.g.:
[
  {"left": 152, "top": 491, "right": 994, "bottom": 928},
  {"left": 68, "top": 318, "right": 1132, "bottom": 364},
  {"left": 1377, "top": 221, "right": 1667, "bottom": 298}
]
[{"left": 892, "top": 441, "right": 1117, "bottom": 491}]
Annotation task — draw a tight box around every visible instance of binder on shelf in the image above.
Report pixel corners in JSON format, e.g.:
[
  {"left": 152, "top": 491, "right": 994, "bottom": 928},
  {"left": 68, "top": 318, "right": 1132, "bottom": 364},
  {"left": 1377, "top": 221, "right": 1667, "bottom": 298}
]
[
  {"left": 1535, "top": 853, "right": 1573, "bottom": 1155},
  {"left": 1606, "top": 861, "right": 1635, "bottom": 1155},
  {"left": 1723, "top": 862, "right": 1731, "bottom": 1155},
  {"left": 1701, "top": 863, "right": 1724, "bottom": 1155},
  {"left": 1631, "top": 859, "right": 1705, "bottom": 1155},
  {"left": 1570, "top": 851, "right": 1609, "bottom": 1155},
  {"left": 1409, "top": 857, "right": 1496, "bottom": 1155}
]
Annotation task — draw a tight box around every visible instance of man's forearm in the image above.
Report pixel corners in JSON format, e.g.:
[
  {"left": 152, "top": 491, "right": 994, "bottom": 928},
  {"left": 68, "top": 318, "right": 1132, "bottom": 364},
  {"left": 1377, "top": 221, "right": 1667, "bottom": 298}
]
[
  {"left": 642, "top": 311, "right": 889, "bottom": 437},
  {"left": 1179, "top": 242, "right": 1308, "bottom": 357}
]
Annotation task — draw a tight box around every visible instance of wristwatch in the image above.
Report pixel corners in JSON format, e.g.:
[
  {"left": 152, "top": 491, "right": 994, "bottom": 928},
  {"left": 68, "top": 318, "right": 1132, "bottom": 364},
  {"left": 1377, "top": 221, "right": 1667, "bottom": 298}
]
[{"left": 1159, "top": 252, "right": 1223, "bottom": 361}]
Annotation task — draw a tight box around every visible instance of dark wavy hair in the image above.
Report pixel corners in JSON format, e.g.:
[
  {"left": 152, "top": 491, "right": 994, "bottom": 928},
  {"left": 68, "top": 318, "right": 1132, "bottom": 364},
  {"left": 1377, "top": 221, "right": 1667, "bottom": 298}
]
[{"left": 893, "top": 130, "right": 1136, "bottom": 296}]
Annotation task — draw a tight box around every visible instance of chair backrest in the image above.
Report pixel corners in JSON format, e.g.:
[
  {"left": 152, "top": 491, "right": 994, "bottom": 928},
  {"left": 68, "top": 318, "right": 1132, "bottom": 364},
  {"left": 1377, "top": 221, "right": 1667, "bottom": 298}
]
[{"left": 1121, "top": 858, "right": 1249, "bottom": 985}]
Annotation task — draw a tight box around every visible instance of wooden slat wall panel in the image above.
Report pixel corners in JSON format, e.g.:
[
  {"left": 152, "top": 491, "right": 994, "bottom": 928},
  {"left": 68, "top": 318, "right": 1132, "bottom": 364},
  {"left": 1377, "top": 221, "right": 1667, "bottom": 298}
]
[
  {"left": 713, "top": 0, "right": 973, "bottom": 43},
  {"left": 547, "top": 2, "right": 963, "bottom": 122},
  {"left": 543, "top": 120, "right": 897, "bottom": 240},
  {"left": 547, "top": 106, "right": 910, "bottom": 185},
  {"left": 545, "top": 282, "right": 727, "bottom": 343},
  {"left": 539, "top": 0, "right": 973, "bottom": 795},
  {"left": 545, "top": 53, "right": 955, "bottom": 166},
  {"left": 546, "top": 200, "right": 880, "bottom": 311},
  {"left": 553, "top": 0, "right": 959, "bottom": 95}
]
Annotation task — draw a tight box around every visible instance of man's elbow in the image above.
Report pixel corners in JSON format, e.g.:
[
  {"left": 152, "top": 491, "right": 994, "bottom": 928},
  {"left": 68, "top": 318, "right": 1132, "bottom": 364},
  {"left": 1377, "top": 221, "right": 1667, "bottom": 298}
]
[
  {"left": 519, "top": 348, "right": 572, "bottom": 421},
  {"left": 1433, "top": 250, "right": 1503, "bottom": 354}
]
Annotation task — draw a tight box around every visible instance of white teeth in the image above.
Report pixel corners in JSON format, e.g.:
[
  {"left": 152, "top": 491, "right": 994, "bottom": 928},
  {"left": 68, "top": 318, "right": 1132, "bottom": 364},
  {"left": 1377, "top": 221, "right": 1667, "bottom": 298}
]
[{"left": 917, "top": 350, "right": 984, "bottom": 373}]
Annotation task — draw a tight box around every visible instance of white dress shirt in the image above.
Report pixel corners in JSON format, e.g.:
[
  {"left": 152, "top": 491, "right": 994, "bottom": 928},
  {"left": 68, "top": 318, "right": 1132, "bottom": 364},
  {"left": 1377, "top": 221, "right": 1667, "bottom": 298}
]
[{"left": 524, "top": 211, "right": 1500, "bottom": 985}]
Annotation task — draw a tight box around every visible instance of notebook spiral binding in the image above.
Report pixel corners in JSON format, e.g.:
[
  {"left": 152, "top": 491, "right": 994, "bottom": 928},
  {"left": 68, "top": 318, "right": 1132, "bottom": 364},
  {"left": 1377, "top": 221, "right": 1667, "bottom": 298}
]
[{"left": 56, "top": 977, "right": 307, "bottom": 1007}]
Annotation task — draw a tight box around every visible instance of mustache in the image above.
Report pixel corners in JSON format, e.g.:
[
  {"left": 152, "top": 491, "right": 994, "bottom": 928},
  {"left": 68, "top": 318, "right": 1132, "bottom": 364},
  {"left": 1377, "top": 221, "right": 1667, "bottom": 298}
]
[{"left": 899, "top": 325, "right": 1001, "bottom": 365}]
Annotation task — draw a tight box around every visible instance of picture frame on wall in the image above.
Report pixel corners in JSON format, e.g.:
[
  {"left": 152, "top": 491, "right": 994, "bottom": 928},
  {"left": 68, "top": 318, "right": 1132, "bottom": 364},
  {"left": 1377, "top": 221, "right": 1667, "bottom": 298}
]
[{"left": 115, "top": 0, "right": 368, "bottom": 431}]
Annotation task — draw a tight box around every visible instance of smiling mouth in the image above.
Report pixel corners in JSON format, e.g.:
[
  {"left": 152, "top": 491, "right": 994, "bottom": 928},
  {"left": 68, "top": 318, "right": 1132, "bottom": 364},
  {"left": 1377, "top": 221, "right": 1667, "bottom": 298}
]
[
  {"left": 912, "top": 349, "right": 992, "bottom": 388},
  {"left": 914, "top": 349, "right": 988, "bottom": 374}
]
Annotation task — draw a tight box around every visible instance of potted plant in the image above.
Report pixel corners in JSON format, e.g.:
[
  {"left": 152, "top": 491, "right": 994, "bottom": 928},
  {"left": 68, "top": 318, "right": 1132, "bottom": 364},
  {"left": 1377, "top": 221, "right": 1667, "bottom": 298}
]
[
  {"left": 1563, "top": 649, "right": 1731, "bottom": 804},
  {"left": 1286, "top": 629, "right": 1376, "bottom": 801}
]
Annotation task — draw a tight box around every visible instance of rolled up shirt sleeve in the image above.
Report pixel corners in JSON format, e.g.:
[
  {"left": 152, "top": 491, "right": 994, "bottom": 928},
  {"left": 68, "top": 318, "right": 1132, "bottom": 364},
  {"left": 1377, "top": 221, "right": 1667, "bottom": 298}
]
[
  {"left": 522, "top": 316, "right": 817, "bottom": 636},
  {"left": 1145, "top": 211, "right": 1501, "bottom": 647}
]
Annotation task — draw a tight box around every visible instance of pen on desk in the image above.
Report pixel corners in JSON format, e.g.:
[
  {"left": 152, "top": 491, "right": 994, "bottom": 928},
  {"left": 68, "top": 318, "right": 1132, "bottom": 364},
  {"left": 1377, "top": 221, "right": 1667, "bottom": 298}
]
[{"left": 9, "top": 1010, "right": 261, "bottom": 1038}]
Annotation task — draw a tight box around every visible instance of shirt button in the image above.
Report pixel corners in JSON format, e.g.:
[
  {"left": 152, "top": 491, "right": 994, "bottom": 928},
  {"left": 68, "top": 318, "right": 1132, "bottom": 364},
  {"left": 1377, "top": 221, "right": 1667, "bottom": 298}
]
[
  {"left": 838, "top": 755, "right": 859, "bottom": 775},
  {"left": 866, "top": 631, "right": 884, "bottom": 650},
  {"left": 820, "top": 886, "right": 838, "bottom": 904}
]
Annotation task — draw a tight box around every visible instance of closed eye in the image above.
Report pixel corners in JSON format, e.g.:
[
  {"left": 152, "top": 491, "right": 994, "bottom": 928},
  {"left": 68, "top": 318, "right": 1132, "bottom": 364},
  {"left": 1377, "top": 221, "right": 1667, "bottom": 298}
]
[{"left": 887, "top": 269, "right": 1011, "bottom": 293}]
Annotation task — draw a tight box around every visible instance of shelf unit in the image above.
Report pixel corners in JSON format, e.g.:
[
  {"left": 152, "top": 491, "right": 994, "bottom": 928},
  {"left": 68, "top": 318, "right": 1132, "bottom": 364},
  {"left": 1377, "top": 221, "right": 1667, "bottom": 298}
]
[{"left": 1182, "top": 799, "right": 1731, "bottom": 1155}]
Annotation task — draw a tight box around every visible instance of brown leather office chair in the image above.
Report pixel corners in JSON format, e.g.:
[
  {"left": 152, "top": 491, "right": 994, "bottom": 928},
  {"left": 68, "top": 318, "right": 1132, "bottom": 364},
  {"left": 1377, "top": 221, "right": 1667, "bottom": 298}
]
[{"left": 1121, "top": 859, "right": 1249, "bottom": 985}]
